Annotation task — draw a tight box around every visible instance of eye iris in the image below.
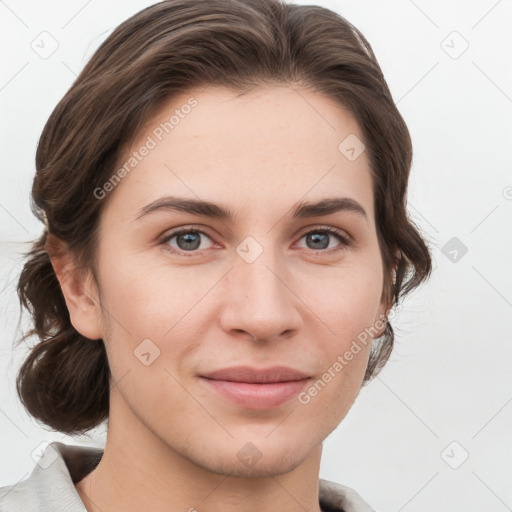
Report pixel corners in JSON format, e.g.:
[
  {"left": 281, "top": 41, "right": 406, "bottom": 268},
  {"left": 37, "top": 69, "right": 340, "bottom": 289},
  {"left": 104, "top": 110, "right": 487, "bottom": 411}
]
[
  {"left": 307, "top": 232, "right": 329, "bottom": 250},
  {"left": 177, "top": 232, "right": 201, "bottom": 250},
  {"left": 169, "top": 229, "right": 340, "bottom": 253}
]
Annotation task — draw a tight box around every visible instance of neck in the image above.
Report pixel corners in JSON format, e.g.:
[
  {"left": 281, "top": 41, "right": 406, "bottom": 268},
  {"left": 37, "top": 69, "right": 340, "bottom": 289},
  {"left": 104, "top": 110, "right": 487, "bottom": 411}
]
[{"left": 75, "top": 389, "right": 324, "bottom": 512}]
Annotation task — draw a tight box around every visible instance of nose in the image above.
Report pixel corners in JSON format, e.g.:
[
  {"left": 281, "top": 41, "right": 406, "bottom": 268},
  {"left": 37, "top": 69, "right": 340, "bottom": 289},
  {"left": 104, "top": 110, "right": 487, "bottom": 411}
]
[{"left": 218, "top": 241, "right": 302, "bottom": 343}]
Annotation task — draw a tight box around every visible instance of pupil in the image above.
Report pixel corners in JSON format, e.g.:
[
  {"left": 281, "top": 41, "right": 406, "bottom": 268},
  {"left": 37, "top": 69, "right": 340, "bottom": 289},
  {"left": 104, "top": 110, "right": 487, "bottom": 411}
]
[
  {"left": 175, "top": 231, "right": 330, "bottom": 252},
  {"left": 308, "top": 232, "right": 328, "bottom": 250},
  {"left": 178, "top": 232, "right": 200, "bottom": 250}
]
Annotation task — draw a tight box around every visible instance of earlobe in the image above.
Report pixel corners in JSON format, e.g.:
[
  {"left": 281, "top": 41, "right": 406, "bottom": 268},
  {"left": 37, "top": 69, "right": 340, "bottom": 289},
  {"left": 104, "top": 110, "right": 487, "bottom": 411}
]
[
  {"left": 45, "top": 234, "right": 103, "bottom": 340},
  {"left": 374, "top": 254, "right": 400, "bottom": 338},
  {"left": 373, "top": 308, "right": 388, "bottom": 339},
  {"left": 375, "top": 293, "right": 392, "bottom": 339}
]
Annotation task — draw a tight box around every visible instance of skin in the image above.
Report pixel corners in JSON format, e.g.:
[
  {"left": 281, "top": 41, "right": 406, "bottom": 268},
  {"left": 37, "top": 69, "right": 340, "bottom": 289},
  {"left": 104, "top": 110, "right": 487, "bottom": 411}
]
[{"left": 51, "top": 84, "right": 389, "bottom": 512}]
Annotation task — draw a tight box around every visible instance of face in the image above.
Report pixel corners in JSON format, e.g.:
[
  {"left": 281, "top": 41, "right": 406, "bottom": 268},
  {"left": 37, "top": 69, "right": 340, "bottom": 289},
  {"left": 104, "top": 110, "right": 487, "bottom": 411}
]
[{"left": 74, "top": 84, "right": 387, "bottom": 477}]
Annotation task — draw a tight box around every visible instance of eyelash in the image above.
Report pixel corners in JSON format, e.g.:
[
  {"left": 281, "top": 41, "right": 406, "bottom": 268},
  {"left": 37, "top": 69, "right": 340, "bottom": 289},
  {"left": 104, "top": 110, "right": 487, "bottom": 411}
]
[{"left": 159, "top": 225, "right": 351, "bottom": 257}]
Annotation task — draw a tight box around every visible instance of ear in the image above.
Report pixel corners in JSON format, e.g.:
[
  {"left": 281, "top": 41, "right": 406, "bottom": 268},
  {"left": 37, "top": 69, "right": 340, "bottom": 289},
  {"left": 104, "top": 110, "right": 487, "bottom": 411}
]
[
  {"left": 45, "top": 234, "right": 103, "bottom": 340},
  {"left": 373, "top": 258, "right": 398, "bottom": 339},
  {"left": 372, "top": 300, "right": 389, "bottom": 339}
]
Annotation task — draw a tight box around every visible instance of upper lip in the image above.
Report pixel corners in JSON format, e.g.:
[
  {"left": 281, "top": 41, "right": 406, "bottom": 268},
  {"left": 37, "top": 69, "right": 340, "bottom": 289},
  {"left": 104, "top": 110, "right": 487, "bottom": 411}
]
[{"left": 199, "top": 365, "right": 310, "bottom": 383}]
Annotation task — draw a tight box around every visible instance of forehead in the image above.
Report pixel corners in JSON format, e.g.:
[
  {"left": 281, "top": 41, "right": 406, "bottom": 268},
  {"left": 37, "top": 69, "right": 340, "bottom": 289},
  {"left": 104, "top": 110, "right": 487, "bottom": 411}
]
[{"left": 103, "top": 84, "right": 374, "bottom": 225}]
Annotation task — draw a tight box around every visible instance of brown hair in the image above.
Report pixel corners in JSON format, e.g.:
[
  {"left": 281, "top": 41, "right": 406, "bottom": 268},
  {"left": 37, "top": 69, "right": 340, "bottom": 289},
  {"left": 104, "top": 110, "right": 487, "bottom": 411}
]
[{"left": 15, "top": 0, "right": 432, "bottom": 435}]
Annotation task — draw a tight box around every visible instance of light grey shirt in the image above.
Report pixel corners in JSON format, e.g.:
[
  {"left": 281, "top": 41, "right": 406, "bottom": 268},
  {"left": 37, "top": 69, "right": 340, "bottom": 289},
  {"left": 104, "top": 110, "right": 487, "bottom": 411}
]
[{"left": 0, "top": 441, "right": 376, "bottom": 512}]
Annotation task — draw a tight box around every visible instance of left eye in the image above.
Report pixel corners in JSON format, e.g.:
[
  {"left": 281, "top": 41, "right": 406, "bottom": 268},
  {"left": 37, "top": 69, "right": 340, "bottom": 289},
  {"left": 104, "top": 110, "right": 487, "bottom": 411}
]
[
  {"left": 160, "top": 226, "right": 350, "bottom": 255},
  {"left": 296, "top": 227, "right": 350, "bottom": 252}
]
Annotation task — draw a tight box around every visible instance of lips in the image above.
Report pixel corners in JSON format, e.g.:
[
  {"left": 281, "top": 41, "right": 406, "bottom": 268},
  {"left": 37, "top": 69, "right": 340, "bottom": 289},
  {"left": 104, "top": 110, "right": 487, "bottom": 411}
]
[
  {"left": 199, "top": 365, "right": 310, "bottom": 383},
  {"left": 198, "top": 366, "right": 311, "bottom": 409}
]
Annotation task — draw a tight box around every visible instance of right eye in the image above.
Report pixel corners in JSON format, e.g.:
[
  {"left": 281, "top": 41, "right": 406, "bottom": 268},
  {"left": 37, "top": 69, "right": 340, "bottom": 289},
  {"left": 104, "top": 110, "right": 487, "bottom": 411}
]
[{"left": 160, "top": 227, "right": 218, "bottom": 256}]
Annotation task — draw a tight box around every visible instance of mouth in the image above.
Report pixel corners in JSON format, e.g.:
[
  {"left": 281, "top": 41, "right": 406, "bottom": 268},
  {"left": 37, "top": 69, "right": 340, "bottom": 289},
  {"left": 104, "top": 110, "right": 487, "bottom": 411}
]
[{"left": 198, "top": 366, "right": 311, "bottom": 409}]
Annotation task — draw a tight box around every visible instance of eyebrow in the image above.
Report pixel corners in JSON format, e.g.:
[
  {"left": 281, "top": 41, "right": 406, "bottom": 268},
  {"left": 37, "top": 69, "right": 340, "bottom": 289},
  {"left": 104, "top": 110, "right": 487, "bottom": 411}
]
[{"left": 135, "top": 195, "right": 368, "bottom": 222}]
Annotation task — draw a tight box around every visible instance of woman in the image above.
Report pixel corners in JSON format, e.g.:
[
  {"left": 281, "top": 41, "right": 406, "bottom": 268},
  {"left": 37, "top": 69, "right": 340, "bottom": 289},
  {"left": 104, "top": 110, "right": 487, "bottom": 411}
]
[{"left": 0, "top": 0, "right": 432, "bottom": 511}]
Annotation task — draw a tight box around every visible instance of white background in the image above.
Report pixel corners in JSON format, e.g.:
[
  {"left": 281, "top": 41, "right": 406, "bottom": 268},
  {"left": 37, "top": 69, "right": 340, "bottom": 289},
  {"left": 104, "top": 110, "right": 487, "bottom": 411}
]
[{"left": 1, "top": 1, "right": 511, "bottom": 511}]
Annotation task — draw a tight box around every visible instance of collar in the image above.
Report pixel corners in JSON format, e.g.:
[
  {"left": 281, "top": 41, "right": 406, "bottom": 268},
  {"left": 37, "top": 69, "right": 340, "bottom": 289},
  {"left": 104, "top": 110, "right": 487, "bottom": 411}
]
[{"left": 0, "top": 441, "right": 375, "bottom": 512}]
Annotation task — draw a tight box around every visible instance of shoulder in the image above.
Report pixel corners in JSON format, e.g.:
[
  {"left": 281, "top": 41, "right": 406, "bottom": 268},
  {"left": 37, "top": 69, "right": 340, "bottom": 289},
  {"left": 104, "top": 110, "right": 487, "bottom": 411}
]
[
  {"left": 0, "top": 441, "right": 102, "bottom": 512},
  {"left": 319, "top": 477, "right": 377, "bottom": 512}
]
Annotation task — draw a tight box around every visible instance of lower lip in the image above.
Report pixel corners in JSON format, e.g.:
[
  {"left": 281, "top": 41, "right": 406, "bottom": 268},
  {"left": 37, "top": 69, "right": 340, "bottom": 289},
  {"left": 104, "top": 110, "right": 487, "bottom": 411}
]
[{"left": 200, "top": 377, "right": 310, "bottom": 409}]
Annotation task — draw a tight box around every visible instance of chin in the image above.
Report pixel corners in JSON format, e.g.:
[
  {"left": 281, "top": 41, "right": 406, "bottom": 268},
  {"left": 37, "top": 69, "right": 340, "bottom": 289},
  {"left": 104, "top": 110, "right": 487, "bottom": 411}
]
[
  {"left": 177, "top": 432, "right": 315, "bottom": 478},
  {"left": 201, "top": 448, "right": 308, "bottom": 478}
]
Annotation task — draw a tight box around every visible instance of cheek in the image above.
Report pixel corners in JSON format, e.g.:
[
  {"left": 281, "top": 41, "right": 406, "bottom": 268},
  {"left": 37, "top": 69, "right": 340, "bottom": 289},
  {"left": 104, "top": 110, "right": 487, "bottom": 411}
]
[
  {"left": 97, "top": 259, "right": 200, "bottom": 412},
  {"left": 99, "top": 252, "right": 217, "bottom": 336},
  {"left": 298, "top": 260, "right": 382, "bottom": 384},
  {"left": 297, "top": 270, "right": 380, "bottom": 416},
  {"left": 299, "top": 259, "right": 383, "bottom": 337},
  {"left": 98, "top": 240, "right": 383, "bottom": 371},
  {"left": 96, "top": 255, "right": 218, "bottom": 395}
]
